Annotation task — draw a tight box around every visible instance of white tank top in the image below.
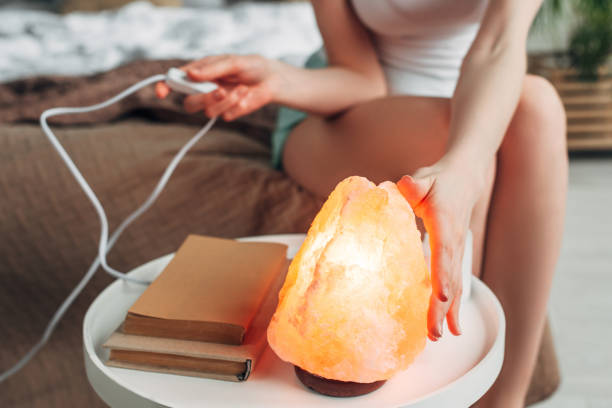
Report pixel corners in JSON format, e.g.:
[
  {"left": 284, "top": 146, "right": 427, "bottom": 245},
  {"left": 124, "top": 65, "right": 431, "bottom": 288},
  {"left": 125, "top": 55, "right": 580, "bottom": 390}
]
[{"left": 351, "top": 0, "right": 489, "bottom": 98}]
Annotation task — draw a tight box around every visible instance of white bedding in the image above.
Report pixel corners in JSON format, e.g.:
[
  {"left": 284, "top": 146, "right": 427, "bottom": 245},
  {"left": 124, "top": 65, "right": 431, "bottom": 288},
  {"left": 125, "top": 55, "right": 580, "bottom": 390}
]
[{"left": 0, "top": 1, "right": 322, "bottom": 82}]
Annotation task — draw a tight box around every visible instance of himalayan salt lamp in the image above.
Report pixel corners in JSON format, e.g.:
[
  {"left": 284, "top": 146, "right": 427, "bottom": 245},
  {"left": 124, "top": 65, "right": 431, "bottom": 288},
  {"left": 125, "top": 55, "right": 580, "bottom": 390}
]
[{"left": 267, "top": 176, "right": 431, "bottom": 396}]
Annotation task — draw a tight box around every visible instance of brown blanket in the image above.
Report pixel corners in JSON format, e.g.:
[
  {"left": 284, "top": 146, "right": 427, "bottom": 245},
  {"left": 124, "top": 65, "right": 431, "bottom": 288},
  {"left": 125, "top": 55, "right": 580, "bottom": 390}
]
[
  {"left": 0, "top": 60, "right": 322, "bottom": 407},
  {"left": 0, "top": 58, "right": 278, "bottom": 130}
]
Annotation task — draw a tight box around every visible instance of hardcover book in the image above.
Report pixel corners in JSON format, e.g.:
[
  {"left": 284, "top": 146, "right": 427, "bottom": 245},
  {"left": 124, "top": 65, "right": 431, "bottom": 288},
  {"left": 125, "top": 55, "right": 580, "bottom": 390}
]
[
  {"left": 103, "top": 234, "right": 288, "bottom": 381},
  {"left": 122, "top": 235, "right": 287, "bottom": 345}
]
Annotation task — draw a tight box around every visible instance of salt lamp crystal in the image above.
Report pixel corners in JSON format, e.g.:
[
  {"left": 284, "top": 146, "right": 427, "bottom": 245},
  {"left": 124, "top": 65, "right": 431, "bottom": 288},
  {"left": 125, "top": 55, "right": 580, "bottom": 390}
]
[{"left": 267, "top": 176, "right": 431, "bottom": 383}]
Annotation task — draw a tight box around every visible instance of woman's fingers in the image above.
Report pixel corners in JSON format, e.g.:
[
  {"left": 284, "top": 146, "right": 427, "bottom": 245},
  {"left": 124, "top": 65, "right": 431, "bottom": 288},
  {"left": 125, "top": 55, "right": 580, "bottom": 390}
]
[
  {"left": 397, "top": 172, "right": 465, "bottom": 340},
  {"left": 447, "top": 295, "right": 463, "bottom": 336},
  {"left": 428, "top": 295, "right": 444, "bottom": 341},
  {"left": 207, "top": 86, "right": 248, "bottom": 118},
  {"left": 222, "top": 85, "right": 270, "bottom": 121},
  {"left": 155, "top": 82, "right": 170, "bottom": 99},
  {"left": 183, "top": 87, "right": 227, "bottom": 114},
  {"left": 186, "top": 84, "right": 271, "bottom": 121},
  {"left": 183, "top": 85, "right": 257, "bottom": 119},
  {"left": 427, "top": 237, "right": 452, "bottom": 340},
  {"left": 157, "top": 55, "right": 272, "bottom": 121},
  {"left": 428, "top": 291, "right": 462, "bottom": 340},
  {"left": 430, "top": 228, "right": 465, "bottom": 336},
  {"left": 398, "top": 175, "right": 451, "bottom": 302},
  {"left": 180, "top": 55, "right": 226, "bottom": 72},
  {"left": 183, "top": 92, "right": 214, "bottom": 114},
  {"left": 429, "top": 229, "right": 453, "bottom": 302},
  {"left": 157, "top": 56, "right": 232, "bottom": 99},
  {"left": 427, "top": 264, "right": 463, "bottom": 340},
  {"left": 397, "top": 174, "right": 433, "bottom": 215},
  {"left": 185, "top": 55, "right": 245, "bottom": 83}
]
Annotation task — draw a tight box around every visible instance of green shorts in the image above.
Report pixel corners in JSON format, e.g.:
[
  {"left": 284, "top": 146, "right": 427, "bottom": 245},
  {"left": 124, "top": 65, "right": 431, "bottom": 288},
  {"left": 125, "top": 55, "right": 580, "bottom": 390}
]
[{"left": 270, "top": 49, "right": 327, "bottom": 170}]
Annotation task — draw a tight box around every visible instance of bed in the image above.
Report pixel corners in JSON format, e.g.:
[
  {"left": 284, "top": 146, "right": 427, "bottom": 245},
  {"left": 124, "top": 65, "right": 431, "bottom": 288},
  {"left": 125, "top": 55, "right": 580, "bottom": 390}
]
[{"left": 0, "top": 2, "right": 558, "bottom": 406}]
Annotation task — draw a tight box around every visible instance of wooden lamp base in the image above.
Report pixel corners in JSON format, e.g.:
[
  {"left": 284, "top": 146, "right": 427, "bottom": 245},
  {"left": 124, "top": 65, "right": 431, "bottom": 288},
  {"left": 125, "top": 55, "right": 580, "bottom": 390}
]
[{"left": 294, "top": 366, "right": 386, "bottom": 397}]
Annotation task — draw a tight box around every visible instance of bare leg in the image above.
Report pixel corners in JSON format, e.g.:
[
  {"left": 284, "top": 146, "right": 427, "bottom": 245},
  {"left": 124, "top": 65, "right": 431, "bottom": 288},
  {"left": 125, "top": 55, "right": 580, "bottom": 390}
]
[
  {"left": 284, "top": 93, "right": 494, "bottom": 279},
  {"left": 475, "top": 77, "right": 568, "bottom": 407},
  {"left": 283, "top": 95, "right": 452, "bottom": 194},
  {"left": 283, "top": 75, "right": 567, "bottom": 405}
]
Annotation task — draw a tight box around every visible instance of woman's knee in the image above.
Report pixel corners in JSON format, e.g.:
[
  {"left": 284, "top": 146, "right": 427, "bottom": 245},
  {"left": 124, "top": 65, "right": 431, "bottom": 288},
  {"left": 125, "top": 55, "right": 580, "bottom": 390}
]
[
  {"left": 503, "top": 75, "right": 567, "bottom": 160},
  {"left": 513, "top": 75, "right": 566, "bottom": 152}
]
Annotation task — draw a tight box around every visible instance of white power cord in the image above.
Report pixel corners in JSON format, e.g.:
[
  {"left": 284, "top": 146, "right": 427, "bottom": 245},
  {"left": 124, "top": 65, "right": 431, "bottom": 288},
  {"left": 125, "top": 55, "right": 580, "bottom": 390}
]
[{"left": 0, "top": 74, "right": 217, "bottom": 382}]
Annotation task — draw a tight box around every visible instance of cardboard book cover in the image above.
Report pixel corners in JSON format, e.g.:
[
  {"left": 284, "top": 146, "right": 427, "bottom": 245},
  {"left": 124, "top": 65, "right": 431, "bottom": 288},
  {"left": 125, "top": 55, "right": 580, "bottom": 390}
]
[
  {"left": 104, "top": 257, "right": 290, "bottom": 381},
  {"left": 123, "top": 235, "right": 287, "bottom": 345}
]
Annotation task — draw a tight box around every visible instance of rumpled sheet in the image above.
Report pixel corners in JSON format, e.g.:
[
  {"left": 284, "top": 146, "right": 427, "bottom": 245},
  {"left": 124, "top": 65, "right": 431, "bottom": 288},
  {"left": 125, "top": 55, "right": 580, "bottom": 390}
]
[{"left": 0, "top": 1, "right": 321, "bottom": 82}]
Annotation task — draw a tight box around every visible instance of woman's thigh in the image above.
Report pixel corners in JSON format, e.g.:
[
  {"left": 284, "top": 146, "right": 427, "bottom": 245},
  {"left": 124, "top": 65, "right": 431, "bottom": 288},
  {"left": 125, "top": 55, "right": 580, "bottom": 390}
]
[
  {"left": 282, "top": 95, "right": 451, "bottom": 198},
  {"left": 282, "top": 94, "right": 493, "bottom": 278}
]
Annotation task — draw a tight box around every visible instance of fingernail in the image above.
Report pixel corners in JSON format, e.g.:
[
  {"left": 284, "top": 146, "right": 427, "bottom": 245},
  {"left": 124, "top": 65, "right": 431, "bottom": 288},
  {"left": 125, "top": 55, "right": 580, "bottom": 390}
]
[
  {"left": 428, "top": 333, "right": 439, "bottom": 342},
  {"left": 439, "top": 292, "right": 448, "bottom": 302},
  {"left": 213, "top": 90, "right": 224, "bottom": 101}
]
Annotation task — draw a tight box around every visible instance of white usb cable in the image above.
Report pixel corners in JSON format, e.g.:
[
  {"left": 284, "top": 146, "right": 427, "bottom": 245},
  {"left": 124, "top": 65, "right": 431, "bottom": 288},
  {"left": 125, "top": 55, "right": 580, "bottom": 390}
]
[{"left": 1, "top": 71, "right": 218, "bottom": 382}]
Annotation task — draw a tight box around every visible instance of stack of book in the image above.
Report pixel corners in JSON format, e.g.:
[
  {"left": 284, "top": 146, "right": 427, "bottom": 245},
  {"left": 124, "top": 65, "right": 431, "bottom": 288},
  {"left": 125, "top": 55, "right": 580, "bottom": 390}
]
[{"left": 103, "top": 234, "right": 288, "bottom": 382}]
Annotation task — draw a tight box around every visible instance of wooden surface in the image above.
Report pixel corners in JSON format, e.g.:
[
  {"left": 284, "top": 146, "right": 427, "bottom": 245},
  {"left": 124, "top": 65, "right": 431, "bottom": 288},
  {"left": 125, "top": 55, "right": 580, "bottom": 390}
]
[
  {"left": 548, "top": 68, "right": 612, "bottom": 152},
  {"left": 294, "top": 366, "right": 387, "bottom": 397}
]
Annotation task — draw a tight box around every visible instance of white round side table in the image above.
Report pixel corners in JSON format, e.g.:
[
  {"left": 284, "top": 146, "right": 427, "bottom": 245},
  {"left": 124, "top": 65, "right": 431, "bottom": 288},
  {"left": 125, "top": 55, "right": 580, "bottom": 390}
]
[{"left": 84, "top": 233, "right": 504, "bottom": 408}]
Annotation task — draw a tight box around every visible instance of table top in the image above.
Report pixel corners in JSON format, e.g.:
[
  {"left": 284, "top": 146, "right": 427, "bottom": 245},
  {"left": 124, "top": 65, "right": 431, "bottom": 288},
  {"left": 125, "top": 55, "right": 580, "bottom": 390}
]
[{"left": 83, "top": 233, "right": 504, "bottom": 408}]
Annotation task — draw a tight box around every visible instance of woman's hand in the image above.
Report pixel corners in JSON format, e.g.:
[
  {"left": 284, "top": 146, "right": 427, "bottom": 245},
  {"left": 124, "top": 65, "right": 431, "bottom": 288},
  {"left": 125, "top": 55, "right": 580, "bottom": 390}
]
[
  {"left": 156, "top": 54, "right": 281, "bottom": 121},
  {"left": 397, "top": 158, "right": 485, "bottom": 341}
]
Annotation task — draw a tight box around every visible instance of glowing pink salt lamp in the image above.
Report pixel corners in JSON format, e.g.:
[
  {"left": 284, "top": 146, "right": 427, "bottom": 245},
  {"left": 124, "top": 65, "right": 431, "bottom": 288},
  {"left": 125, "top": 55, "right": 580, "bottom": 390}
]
[{"left": 267, "top": 176, "right": 432, "bottom": 396}]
